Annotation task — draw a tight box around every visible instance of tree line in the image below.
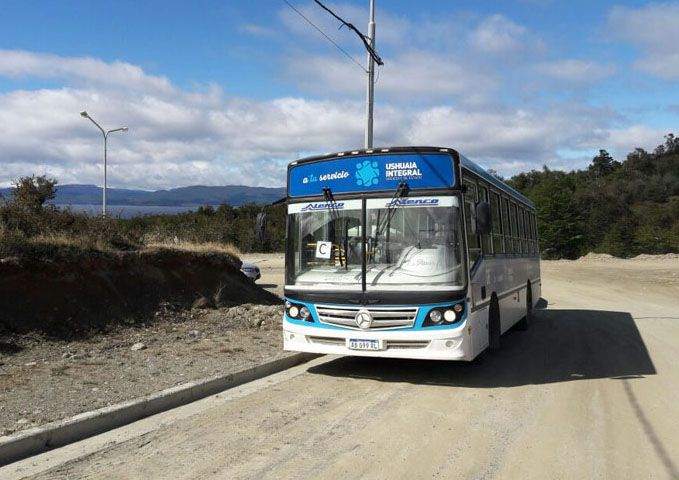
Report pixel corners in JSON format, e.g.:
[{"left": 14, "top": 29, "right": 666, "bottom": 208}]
[{"left": 506, "top": 134, "right": 679, "bottom": 258}]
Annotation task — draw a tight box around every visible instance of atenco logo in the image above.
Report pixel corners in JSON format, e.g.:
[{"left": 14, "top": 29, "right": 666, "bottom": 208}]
[
  {"left": 386, "top": 198, "right": 439, "bottom": 207},
  {"left": 301, "top": 202, "right": 346, "bottom": 211}
]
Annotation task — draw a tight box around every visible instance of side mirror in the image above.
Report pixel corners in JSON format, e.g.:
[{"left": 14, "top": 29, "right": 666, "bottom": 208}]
[{"left": 476, "top": 201, "right": 492, "bottom": 235}]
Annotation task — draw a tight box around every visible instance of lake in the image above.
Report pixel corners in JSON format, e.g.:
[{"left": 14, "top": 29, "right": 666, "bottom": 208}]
[{"left": 55, "top": 204, "right": 205, "bottom": 218}]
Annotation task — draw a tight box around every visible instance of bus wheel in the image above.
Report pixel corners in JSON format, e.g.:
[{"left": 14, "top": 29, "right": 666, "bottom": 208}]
[
  {"left": 489, "top": 294, "right": 501, "bottom": 351},
  {"left": 516, "top": 282, "right": 532, "bottom": 331}
]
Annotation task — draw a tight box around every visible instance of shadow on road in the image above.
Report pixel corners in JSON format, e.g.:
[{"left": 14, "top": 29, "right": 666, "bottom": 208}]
[{"left": 307, "top": 300, "right": 656, "bottom": 388}]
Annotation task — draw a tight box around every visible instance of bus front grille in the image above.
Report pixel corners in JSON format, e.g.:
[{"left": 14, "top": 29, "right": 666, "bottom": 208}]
[
  {"left": 315, "top": 306, "right": 418, "bottom": 330},
  {"left": 385, "top": 340, "right": 430, "bottom": 349}
]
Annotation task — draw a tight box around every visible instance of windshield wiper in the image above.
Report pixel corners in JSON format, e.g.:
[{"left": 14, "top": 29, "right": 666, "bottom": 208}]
[{"left": 372, "top": 182, "right": 409, "bottom": 263}]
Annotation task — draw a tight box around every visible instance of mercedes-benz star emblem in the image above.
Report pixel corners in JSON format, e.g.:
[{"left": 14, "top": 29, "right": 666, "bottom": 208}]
[{"left": 355, "top": 308, "right": 373, "bottom": 329}]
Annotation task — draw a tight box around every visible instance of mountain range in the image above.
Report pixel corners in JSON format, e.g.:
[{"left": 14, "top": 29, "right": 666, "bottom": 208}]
[{"left": 0, "top": 184, "right": 287, "bottom": 207}]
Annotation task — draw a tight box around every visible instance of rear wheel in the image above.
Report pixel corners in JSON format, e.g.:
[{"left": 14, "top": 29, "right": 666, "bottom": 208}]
[
  {"left": 488, "top": 294, "right": 501, "bottom": 351},
  {"left": 516, "top": 282, "right": 532, "bottom": 331}
]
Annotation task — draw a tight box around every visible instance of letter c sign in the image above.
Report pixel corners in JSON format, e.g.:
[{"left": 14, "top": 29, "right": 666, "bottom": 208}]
[{"left": 315, "top": 241, "right": 332, "bottom": 259}]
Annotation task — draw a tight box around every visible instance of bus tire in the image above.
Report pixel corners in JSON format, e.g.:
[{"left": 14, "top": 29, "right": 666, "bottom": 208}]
[
  {"left": 516, "top": 282, "right": 532, "bottom": 331},
  {"left": 488, "top": 294, "right": 501, "bottom": 351}
]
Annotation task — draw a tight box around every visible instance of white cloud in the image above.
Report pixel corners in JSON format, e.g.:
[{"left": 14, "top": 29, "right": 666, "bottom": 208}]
[
  {"left": 0, "top": 47, "right": 669, "bottom": 189},
  {"left": 285, "top": 50, "right": 497, "bottom": 102},
  {"left": 606, "top": 125, "right": 668, "bottom": 154},
  {"left": 535, "top": 59, "right": 616, "bottom": 83},
  {"left": 0, "top": 50, "right": 174, "bottom": 94},
  {"left": 608, "top": 3, "right": 679, "bottom": 79},
  {"left": 405, "top": 105, "right": 613, "bottom": 175},
  {"left": 468, "top": 14, "right": 530, "bottom": 55}
]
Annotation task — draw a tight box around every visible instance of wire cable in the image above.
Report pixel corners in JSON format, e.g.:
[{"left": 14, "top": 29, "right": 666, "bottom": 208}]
[
  {"left": 313, "top": 0, "right": 384, "bottom": 66},
  {"left": 282, "top": 0, "right": 367, "bottom": 73}
]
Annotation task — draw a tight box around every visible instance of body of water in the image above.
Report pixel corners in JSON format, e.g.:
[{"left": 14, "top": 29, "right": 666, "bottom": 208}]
[{"left": 55, "top": 204, "right": 204, "bottom": 218}]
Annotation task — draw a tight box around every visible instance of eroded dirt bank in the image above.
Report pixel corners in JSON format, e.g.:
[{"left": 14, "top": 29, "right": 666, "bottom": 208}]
[{"left": 0, "top": 248, "right": 279, "bottom": 336}]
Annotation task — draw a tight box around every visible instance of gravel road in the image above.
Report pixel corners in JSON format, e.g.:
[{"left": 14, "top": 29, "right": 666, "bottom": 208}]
[{"left": 4, "top": 256, "right": 679, "bottom": 479}]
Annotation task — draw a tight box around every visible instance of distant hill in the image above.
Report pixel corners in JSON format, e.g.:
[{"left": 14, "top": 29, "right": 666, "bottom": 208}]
[{"left": 0, "top": 184, "right": 286, "bottom": 207}]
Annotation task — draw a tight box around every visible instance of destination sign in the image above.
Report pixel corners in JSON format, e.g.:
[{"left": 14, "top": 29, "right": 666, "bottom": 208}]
[{"left": 288, "top": 153, "right": 455, "bottom": 197}]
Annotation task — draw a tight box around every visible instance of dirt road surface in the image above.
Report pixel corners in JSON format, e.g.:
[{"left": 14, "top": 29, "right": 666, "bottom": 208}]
[{"left": 4, "top": 257, "right": 678, "bottom": 479}]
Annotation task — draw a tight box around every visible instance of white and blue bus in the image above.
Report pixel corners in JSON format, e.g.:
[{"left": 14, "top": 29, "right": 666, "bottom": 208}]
[{"left": 282, "top": 146, "right": 540, "bottom": 360}]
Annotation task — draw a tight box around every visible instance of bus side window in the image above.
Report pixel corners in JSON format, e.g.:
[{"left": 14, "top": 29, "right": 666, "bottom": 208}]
[
  {"left": 516, "top": 205, "right": 526, "bottom": 253},
  {"left": 510, "top": 202, "right": 518, "bottom": 254},
  {"left": 524, "top": 210, "right": 533, "bottom": 254},
  {"left": 532, "top": 213, "right": 539, "bottom": 254},
  {"left": 527, "top": 210, "right": 534, "bottom": 254},
  {"left": 490, "top": 192, "right": 503, "bottom": 254},
  {"left": 478, "top": 185, "right": 492, "bottom": 255},
  {"left": 463, "top": 178, "right": 480, "bottom": 267},
  {"left": 501, "top": 197, "right": 511, "bottom": 253}
]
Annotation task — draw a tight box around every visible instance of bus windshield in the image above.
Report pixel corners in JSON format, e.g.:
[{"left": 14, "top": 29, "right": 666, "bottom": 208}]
[
  {"left": 365, "top": 196, "right": 465, "bottom": 290},
  {"left": 286, "top": 196, "right": 465, "bottom": 290}
]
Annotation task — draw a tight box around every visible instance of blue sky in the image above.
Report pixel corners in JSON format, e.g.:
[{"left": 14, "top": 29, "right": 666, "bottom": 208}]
[{"left": 0, "top": 0, "right": 678, "bottom": 189}]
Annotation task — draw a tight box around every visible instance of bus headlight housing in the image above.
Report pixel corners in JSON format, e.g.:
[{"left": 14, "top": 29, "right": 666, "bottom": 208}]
[
  {"left": 424, "top": 302, "right": 465, "bottom": 327},
  {"left": 285, "top": 301, "right": 313, "bottom": 322}
]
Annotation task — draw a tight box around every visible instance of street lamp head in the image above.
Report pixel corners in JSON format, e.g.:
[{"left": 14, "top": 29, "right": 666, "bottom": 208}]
[
  {"left": 121, "top": 126, "right": 129, "bottom": 132},
  {"left": 80, "top": 111, "right": 89, "bottom": 118}
]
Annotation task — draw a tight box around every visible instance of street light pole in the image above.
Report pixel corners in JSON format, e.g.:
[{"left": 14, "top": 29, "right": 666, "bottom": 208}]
[
  {"left": 80, "top": 111, "right": 128, "bottom": 217},
  {"left": 365, "top": 0, "right": 376, "bottom": 149}
]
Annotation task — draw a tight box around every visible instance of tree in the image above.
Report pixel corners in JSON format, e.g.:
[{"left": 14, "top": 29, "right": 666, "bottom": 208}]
[
  {"left": 589, "top": 150, "right": 619, "bottom": 178},
  {"left": 664, "top": 133, "right": 679, "bottom": 154},
  {"left": 12, "top": 175, "right": 58, "bottom": 212}
]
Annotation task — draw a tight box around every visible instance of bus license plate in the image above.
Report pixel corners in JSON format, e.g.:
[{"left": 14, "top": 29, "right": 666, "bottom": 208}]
[{"left": 347, "top": 339, "right": 381, "bottom": 351}]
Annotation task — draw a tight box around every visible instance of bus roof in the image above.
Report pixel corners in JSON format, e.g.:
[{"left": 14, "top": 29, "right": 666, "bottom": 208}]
[{"left": 289, "top": 146, "right": 534, "bottom": 209}]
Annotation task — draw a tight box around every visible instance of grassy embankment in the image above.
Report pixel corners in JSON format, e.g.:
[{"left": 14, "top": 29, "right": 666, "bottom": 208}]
[{"left": 0, "top": 200, "right": 283, "bottom": 337}]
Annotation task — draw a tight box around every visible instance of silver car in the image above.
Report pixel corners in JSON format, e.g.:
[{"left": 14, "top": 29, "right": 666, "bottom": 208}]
[{"left": 240, "top": 262, "right": 261, "bottom": 282}]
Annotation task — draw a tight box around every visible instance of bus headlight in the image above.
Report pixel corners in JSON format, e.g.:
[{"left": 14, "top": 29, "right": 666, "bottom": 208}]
[
  {"left": 429, "top": 309, "right": 443, "bottom": 324},
  {"left": 299, "top": 306, "right": 310, "bottom": 320},
  {"left": 288, "top": 305, "right": 299, "bottom": 318},
  {"left": 443, "top": 309, "right": 457, "bottom": 322}
]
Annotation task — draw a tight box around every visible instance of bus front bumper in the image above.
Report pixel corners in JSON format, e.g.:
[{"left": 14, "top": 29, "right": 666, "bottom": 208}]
[{"left": 283, "top": 319, "right": 474, "bottom": 361}]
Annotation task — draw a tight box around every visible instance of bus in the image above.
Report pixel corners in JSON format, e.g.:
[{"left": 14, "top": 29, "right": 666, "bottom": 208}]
[{"left": 282, "top": 146, "right": 540, "bottom": 360}]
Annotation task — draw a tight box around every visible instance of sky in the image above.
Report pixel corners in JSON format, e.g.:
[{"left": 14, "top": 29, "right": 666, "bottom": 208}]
[{"left": 0, "top": 0, "right": 678, "bottom": 190}]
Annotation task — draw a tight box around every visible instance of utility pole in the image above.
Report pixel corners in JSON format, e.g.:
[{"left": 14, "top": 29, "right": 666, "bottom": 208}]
[{"left": 365, "top": 0, "right": 376, "bottom": 149}]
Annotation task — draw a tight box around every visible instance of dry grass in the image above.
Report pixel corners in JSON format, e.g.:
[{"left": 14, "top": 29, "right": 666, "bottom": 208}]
[
  {"left": 32, "top": 233, "right": 101, "bottom": 249},
  {"left": 146, "top": 240, "right": 242, "bottom": 258}
]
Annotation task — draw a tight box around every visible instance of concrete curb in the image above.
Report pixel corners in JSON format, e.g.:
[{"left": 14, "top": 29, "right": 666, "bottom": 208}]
[{"left": 0, "top": 352, "right": 317, "bottom": 467}]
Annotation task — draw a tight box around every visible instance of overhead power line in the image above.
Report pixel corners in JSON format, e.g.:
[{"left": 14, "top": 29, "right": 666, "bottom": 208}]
[
  {"left": 282, "top": 0, "right": 367, "bottom": 72},
  {"left": 313, "top": 0, "right": 384, "bottom": 66}
]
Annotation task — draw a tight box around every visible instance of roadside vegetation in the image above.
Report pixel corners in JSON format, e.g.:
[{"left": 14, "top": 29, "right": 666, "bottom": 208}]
[
  {"left": 0, "top": 175, "right": 285, "bottom": 260},
  {"left": 508, "top": 134, "right": 679, "bottom": 259}
]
